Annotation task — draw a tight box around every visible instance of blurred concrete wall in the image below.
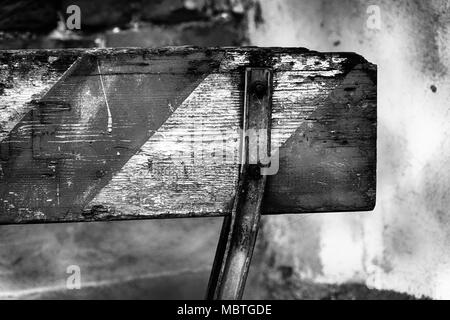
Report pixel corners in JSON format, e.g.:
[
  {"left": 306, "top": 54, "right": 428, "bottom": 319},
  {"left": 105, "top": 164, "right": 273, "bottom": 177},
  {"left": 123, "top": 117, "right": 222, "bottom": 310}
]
[{"left": 246, "top": 0, "right": 450, "bottom": 299}]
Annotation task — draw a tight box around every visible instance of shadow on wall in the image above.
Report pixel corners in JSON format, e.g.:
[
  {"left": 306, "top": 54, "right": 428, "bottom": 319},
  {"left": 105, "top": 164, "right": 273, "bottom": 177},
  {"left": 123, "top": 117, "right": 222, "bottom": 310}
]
[{"left": 246, "top": 0, "right": 450, "bottom": 300}]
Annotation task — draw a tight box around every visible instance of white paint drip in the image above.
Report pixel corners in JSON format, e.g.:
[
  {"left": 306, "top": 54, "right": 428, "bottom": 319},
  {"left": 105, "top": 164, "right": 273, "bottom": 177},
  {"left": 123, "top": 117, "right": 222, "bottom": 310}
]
[{"left": 97, "top": 61, "right": 113, "bottom": 134}]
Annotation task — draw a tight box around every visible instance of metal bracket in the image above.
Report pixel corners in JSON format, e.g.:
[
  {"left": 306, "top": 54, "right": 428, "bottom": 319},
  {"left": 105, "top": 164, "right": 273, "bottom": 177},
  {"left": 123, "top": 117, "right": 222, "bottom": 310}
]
[{"left": 206, "top": 68, "right": 273, "bottom": 300}]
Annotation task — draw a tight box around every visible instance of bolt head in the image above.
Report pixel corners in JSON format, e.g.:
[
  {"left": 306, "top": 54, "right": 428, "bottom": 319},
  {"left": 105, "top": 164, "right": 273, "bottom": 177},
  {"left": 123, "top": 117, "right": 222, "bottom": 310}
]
[{"left": 251, "top": 81, "right": 267, "bottom": 98}]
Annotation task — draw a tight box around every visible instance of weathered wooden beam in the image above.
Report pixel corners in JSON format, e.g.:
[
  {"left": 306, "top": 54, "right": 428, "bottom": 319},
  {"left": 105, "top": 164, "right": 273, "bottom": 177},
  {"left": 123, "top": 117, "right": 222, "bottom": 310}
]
[
  {"left": 207, "top": 68, "right": 272, "bottom": 300},
  {"left": 0, "top": 47, "right": 376, "bottom": 224}
]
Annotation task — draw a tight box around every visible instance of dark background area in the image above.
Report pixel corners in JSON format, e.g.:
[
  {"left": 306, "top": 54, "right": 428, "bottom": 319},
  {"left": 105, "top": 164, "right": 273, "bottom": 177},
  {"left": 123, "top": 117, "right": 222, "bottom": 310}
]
[{"left": 0, "top": 0, "right": 250, "bottom": 300}]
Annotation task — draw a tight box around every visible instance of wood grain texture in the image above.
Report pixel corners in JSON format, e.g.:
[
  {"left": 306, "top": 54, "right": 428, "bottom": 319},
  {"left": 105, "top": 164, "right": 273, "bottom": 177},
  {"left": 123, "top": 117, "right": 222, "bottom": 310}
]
[
  {"left": 0, "top": 47, "right": 376, "bottom": 224},
  {"left": 207, "top": 68, "right": 273, "bottom": 300}
]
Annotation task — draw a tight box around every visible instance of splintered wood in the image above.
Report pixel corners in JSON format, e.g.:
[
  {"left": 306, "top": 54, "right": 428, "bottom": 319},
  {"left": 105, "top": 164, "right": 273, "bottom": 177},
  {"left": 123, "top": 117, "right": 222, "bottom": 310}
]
[{"left": 0, "top": 47, "right": 376, "bottom": 224}]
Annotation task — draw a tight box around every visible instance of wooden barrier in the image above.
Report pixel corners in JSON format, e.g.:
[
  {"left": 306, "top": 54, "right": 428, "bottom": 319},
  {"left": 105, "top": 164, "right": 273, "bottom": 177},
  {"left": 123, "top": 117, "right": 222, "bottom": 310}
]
[{"left": 0, "top": 47, "right": 376, "bottom": 224}]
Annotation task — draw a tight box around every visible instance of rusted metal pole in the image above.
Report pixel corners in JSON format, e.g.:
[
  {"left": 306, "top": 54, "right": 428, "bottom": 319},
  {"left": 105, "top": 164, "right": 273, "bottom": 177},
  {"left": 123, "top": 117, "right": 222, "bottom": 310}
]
[{"left": 206, "top": 68, "right": 273, "bottom": 300}]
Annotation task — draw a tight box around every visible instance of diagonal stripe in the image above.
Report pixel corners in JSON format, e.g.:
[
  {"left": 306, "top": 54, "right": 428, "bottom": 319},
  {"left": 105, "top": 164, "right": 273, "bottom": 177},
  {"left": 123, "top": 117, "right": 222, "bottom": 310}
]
[
  {"left": 87, "top": 70, "right": 342, "bottom": 217},
  {"left": 0, "top": 52, "right": 223, "bottom": 222},
  {"left": 0, "top": 57, "right": 79, "bottom": 144},
  {"left": 264, "top": 64, "right": 377, "bottom": 213},
  {"left": 0, "top": 48, "right": 376, "bottom": 223}
]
